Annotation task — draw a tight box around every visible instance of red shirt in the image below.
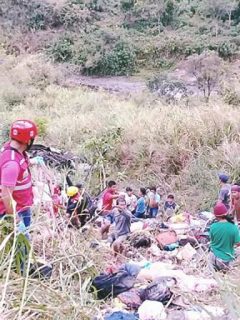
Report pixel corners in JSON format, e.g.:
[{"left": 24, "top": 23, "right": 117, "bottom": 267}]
[{"left": 102, "top": 189, "right": 114, "bottom": 212}]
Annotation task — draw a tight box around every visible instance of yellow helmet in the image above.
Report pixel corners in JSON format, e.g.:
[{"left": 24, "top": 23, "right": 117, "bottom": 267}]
[{"left": 67, "top": 186, "right": 78, "bottom": 197}]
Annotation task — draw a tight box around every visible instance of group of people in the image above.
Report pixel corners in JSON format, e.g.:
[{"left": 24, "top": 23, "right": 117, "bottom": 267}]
[
  {"left": 99, "top": 180, "right": 178, "bottom": 255},
  {"left": 97, "top": 174, "right": 240, "bottom": 269},
  {"left": 1, "top": 119, "right": 240, "bottom": 272},
  {"left": 208, "top": 173, "right": 240, "bottom": 271}
]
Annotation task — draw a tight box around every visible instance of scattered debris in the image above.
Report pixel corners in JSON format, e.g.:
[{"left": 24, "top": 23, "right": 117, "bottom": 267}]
[
  {"left": 29, "top": 144, "right": 89, "bottom": 170},
  {"left": 138, "top": 300, "right": 167, "bottom": 320}
]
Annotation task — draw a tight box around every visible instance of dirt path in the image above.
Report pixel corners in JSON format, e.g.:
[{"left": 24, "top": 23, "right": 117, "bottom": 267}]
[{"left": 65, "top": 75, "right": 147, "bottom": 94}]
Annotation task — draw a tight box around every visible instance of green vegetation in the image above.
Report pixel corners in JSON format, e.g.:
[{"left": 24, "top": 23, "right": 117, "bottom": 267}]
[
  {"left": 1, "top": 0, "right": 240, "bottom": 75},
  {"left": 1, "top": 2, "right": 240, "bottom": 318}
]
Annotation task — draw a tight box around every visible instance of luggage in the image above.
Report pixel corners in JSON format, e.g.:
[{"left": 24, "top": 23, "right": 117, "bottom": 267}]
[{"left": 156, "top": 230, "right": 178, "bottom": 249}]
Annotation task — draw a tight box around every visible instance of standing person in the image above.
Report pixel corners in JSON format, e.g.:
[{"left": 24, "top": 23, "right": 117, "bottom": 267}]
[
  {"left": 110, "top": 198, "right": 131, "bottom": 257},
  {"left": 209, "top": 203, "right": 240, "bottom": 272},
  {"left": 148, "top": 186, "right": 160, "bottom": 218},
  {"left": 135, "top": 187, "right": 147, "bottom": 218},
  {"left": 0, "top": 120, "right": 40, "bottom": 229},
  {"left": 217, "top": 173, "right": 231, "bottom": 209},
  {"left": 52, "top": 185, "right": 66, "bottom": 217},
  {"left": 101, "top": 180, "right": 119, "bottom": 238},
  {"left": 230, "top": 185, "right": 240, "bottom": 223},
  {"left": 125, "top": 187, "right": 137, "bottom": 214}
]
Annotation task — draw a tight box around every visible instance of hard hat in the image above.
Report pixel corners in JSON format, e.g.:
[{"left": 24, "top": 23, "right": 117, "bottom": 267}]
[
  {"left": 67, "top": 186, "right": 78, "bottom": 197},
  {"left": 10, "top": 120, "right": 38, "bottom": 144}
]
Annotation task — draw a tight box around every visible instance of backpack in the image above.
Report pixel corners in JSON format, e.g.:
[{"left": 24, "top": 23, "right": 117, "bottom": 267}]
[
  {"left": 91, "top": 271, "right": 136, "bottom": 299},
  {"left": 140, "top": 278, "right": 172, "bottom": 303}
]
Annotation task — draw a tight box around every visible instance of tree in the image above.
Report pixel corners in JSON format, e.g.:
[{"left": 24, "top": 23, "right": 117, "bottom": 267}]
[
  {"left": 132, "top": 0, "right": 167, "bottom": 34},
  {"left": 198, "top": 0, "right": 238, "bottom": 36},
  {"left": 224, "top": 0, "right": 238, "bottom": 27},
  {"left": 187, "top": 51, "right": 224, "bottom": 102}
]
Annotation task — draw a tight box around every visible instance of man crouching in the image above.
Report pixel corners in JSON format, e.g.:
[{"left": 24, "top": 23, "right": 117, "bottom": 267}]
[{"left": 109, "top": 197, "right": 131, "bottom": 257}]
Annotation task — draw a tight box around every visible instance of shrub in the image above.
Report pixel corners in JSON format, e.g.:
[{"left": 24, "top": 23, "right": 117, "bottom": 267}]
[
  {"left": 223, "top": 88, "right": 240, "bottom": 106},
  {"left": 186, "top": 51, "right": 224, "bottom": 102},
  {"left": 0, "top": 121, "right": 11, "bottom": 145},
  {"left": 35, "top": 118, "right": 48, "bottom": 137},
  {"left": 2, "top": 86, "right": 25, "bottom": 109},
  {"left": 48, "top": 37, "right": 74, "bottom": 63},
  {"left": 59, "top": 3, "right": 93, "bottom": 29},
  {"left": 85, "top": 41, "right": 136, "bottom": 76},
  {"left": 87, "top": 0, "right": 120, "bottom": 13},
  {"left": 217, "top": 41, "right": 238, "bottom": 59},
  {"left": 147, "top": 75, "right": 188, "bottom": 103},
  {"left": 121, "top": 0, "right": 135, "bottom": 11},
  {"left": 26, "top": 2, "right": 59, "bottom": 31}
]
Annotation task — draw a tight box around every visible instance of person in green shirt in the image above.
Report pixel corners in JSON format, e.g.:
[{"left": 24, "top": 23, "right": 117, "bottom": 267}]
[{"left": 209, "top": 203, "right": 240, "bottom": 272}]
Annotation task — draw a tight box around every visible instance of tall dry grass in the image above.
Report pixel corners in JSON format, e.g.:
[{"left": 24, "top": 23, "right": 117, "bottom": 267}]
[
  {"left": 1, "top": 53, "right": 240, "bottom": 209},
  {"left": 0, "top": 205, "right": 107, "bottom": 319}
]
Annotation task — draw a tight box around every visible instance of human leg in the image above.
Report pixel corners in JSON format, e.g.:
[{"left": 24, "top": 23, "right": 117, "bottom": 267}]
[
  {"left": 135, "top": 211, "right": 145, "bottom": 219},
  {"left": 112, "top": 234, "right": 128, "bottom": 256},
  {"left": 209, "top": 252, "right": 231, "bottom": 272},
  {"left": 18, "top": 208, "right": 32, "bottom": 228},
  {"left": 150, "top": 207, "right": 158, "bottom": 218}
]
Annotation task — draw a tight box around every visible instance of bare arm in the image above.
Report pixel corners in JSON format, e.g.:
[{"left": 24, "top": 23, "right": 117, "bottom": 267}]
[
  {"left": 1, "top": 186, "right": 14, "bottom": 214},
  {"left": 111, "top": 193, "right": 119, "bottom": 199},
  {"left": 1, "top": 161, "right": 20, "bottom": 215}
]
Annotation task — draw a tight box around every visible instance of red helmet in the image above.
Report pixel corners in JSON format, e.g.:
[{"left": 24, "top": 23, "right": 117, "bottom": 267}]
[{"left": 10, "top": 120, "right": 38, "bottom": 144}]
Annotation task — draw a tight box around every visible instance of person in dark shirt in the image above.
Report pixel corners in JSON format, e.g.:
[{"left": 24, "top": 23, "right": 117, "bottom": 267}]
[
  {"left": 66, "top": 186, "right": 81, "bottom": 228},
  {"left": 218, "top": 173, "right": 231, "bottom": 209},
  {"left": 66, "top": 173, "right": 95, "bottom": 226},
  {"left": 110, "top": 197, "right": 131, "bottom": 256},
  {"left": 163, "top": 194, "right": 179, "bottom": 221},
  {"left": 164, "top": 194, "right": 176, "bottom": 211}
]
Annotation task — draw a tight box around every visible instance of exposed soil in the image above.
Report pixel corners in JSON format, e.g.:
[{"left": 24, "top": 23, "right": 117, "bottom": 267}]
[{"left": 65, "top": 75, "right": 147, "bottom": 94}]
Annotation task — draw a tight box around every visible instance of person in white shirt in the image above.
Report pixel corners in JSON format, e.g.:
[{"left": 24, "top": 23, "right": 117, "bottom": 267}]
[{"left": 125, "top": 187, "right": 137, "bottom": 214}]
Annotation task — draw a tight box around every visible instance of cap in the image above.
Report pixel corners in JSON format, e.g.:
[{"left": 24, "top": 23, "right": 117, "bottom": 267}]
[
  {"left": 231, "top": 185, "right": 240, "bottom": 192},
  {"left": 218, "top": 173, "right": 229, "bottom": 183},
  {"left": 213, "top": 203, "right": 228, "bottom": 217}
]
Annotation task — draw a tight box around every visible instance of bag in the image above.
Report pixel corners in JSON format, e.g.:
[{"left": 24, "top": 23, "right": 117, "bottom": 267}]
[
  {"left": 105, "top": 311, "right": 137, "bottom": 320},
  {"left": 118, "top": 289, "right": 142, "bottom": 309},
  {"left": 140, "top": 279, "right": 172, "bottom": 304},
  {"left": 29, "top": 261, "right": 53, "bottom": 279},
  {"left": 156, "top": 230, "right": 177, "bottom": 249},
  {"left": 130, "top": 234, "right": 151, "bottom": 248},
  {"left": 92, "top": 271, "right": 136, "bottom": 299},
  {"left": 138, "top": 300, "right": 167, "bottom": 320}
]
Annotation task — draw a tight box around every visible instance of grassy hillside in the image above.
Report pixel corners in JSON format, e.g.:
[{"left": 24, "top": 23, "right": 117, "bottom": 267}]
[
  {"left": 1, "top": 0, "right": 240, "bottom": 76},
  {"left": 1, "top": 2, "right": 240, "bottom": 317},
  {"left": 1, "top": 53, "right": 240, "bottom": 211}
]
